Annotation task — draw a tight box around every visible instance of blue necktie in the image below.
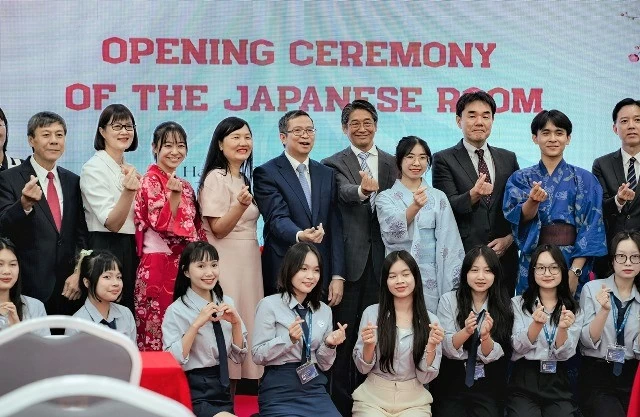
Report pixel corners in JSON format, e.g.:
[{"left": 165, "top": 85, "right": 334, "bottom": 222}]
[
  {"left": 99, "top": 318, "right": 117, "bottom": 330},
  {"left": 295, "top": 305, "right": 310, "bottom": 363},
  {"left": 612, "top": 295, "right": 628, "bottom": 376},
  {"left": 358, "top": 152, "right": 376, "bottom": 209},
  {"left": 628, "top": 157, "right": 637, "bottom": 190},
  {"left": 465, "top": 309, "right": 485, "bottom": 387},
  {"left": 212, "top": 320, "right": 230, "bottom": 387},
  {"left": 296, "top": 164, "right": 312, "bottom": 210}
]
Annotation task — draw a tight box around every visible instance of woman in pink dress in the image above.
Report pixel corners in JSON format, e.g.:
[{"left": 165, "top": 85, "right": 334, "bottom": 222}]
[
  {"left": 134, "top": 121, "right": 205, "bottom": 351},
  {"left": 199, "top": 117, "right": 263, "bottom": 382}
]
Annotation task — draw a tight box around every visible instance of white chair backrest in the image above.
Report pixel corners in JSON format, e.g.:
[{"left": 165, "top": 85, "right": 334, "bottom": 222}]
[
  {"left": 0, "top": 375, "right": 194, "bottom": 417},
  {"left": 0, "top": 315, "right": 141, "bottom": 397}
]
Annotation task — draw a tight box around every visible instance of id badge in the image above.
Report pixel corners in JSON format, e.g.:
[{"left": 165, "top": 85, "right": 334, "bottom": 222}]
[
  {"left": 540, "top": 360, "right": 557, "bottom": 374},
  {"left": 296, "top": 361, "right": 319, "bottom": 384},
  {"left": 463, "top": 361, "right": 486, "bottom": 380},
  {"left": 606, "top": 345, "right": 626, "bottom": 364}
]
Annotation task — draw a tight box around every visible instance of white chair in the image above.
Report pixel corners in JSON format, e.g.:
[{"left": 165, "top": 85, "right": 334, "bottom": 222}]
[
  {"left": 0, "top": 374, "right": 194, "bottom": 417},
  {"left": 0, "top": 315, "right": 141, "bottom": 397}
]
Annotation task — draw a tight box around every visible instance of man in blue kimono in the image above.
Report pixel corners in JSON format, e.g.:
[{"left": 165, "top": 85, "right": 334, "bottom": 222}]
[{"left": 503, "top": 109, "right": 607, "bottom": 296}]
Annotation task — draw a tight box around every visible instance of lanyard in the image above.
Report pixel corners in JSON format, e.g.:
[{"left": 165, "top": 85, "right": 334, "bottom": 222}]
[
  {"left": 610, "top": 293, "right": 632, "bottom": 339},
  {"left": 542, "top": 322, "right": 558, "bottom": 352},
  {"left": 292, "top": 307, "right": 313, "bottom": 362}
]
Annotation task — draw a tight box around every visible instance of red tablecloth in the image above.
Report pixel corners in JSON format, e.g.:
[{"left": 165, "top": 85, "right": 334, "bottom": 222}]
[
  {"left": 140, "top": 351, "right": 192, "bottom": 411},
  {"left": 629, "top": 365, "right": 640, "bottom": 417}
]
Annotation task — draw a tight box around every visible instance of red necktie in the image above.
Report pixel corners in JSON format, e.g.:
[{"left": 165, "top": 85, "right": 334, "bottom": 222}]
[
  {"left": 475, "top": 149, "right": 492, "bottom": 206},
  {"left": 46, "top": 171, "right": 62, "bottom": 231}
]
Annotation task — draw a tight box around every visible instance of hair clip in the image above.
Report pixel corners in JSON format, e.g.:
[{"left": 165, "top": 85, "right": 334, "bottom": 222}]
[{"left": 80, "top": 249, "right": 93, "bottom": 257}]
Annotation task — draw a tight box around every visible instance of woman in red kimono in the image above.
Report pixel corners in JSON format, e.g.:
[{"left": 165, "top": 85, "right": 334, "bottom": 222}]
[{"left": 134, "top": 121, "right": 205, "bottom": 351}]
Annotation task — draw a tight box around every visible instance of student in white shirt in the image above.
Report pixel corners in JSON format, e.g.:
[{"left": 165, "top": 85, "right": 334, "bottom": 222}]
[
  {"left": 67, "top": 250, "right": 136, "bottom": 342},
  {"left": 252, "top": 242, "right": 347, "bottom": 417},
  {"left": 162, "top": 241, "right": 247, "bottom": 417},
  {"left": 352, "top": 250, "right": 444, "bottom": 417},
  {"left": 80, "top": 104, "right": 140, "bottom": 313},
  {"left": 0, "top": 237, "right": 48, "bottom": 336},
  {"left": 579, "top": 231, "right": 640, "bottom": 417},
  {"left": 432, "top": 245, "right": 514, "bottom": 417},
  {"left": 508, "top": 244, "right": 582, "bottom": 417}
]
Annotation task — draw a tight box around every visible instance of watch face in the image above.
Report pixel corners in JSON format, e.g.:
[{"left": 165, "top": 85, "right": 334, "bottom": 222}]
[{"left": 572, "top": 268, "right": 582, "bottom": 276}]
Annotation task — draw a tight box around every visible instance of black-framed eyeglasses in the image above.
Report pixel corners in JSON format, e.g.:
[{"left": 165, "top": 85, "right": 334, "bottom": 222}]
[
  {"left": 348, "top": 121, "right": 375, "bottom": 129},
  {"left": 109, "top": 123, "right": 135, "bottom": 132},
  {"left": 286, "top": 127, "right": 316, "bottom": 137},
  {"left": 533, "top": 265, "right": 560, "bottom": 275},
  {"left": 614, "top": 254, "right": 640, "bottom": 264}
]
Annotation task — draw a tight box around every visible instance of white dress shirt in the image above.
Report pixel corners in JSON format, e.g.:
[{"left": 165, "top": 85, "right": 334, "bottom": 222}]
[
  {"left": 350, "top": 144, "right": 379, "bottom": 201},
  {"left": 162, "top": 288, "right": 247, "bottom": 371},
  {"left": 66, "top": 298, "right": 136, "bottom": 343},
  {"left": 20, "top": 295, "right": 50, "bottom": 337},
  {"left": 80, "top": 150, "right": 135, "bottom": 234},
  {"left": 353, "top": 304, "right": 442, "bottom": 384},
  {"left": 463, "top": 140, "right": 496, "bottom": 181},
  {"left": 615, "top": 149, "right": 640, "bottom": 211},
  {"left": 30, "top": 156, "right": 63, "bottom": 213}
]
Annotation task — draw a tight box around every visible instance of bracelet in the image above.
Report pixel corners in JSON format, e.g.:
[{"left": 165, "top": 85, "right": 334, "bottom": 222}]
[
  {"left": 324, "top": 341, "right": 337, "bottom": 349},
  {"left": 425, "top": 347, "right": 436, "bottom": 354}
]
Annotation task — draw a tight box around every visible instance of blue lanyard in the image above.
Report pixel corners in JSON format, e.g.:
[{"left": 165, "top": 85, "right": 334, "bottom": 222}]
[
  {"left": 293, "top": 308, "right": 313, "bottom": 362},
  {"left": 542, "top": 322, "right": 557, "bottom": 351},
  {"left": 610, "top": 293, "right": 632, "bottom": 339}
]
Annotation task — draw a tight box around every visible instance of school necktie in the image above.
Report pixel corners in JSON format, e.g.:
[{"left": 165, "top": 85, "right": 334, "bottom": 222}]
[
  {"left": 296, "top": 164, "right": 312, "bottom": 210},
  {"left": 358, "top": 152, "right": 376, "bottom": 209},
  {"left": 475, "top": 149, "right": 492, "bottom": 206},
  {"left": 295, "top": 305, "right": 310, "bottom": 363},
  {"left": 46, "top": 172, "right": 62, "bottom": 231},
  {"left": 212, "top": 320, "right": 230, "bottom": 387},
  {"left": 99, "top": 318, "right": 117, "bottom": 330},
  {"left": 465, "top": 309, "right": 485, "bottom": 387},
  {"left": 612, "top": 295, "right": 628, "bottom": 376},
  {"left": 627, "top": 157, "right": 637, "bottom": 190}
]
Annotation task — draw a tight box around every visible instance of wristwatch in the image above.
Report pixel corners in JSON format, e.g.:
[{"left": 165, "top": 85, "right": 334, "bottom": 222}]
[{"left": 570, "top": 267, "right": 582, "bottom": 277}]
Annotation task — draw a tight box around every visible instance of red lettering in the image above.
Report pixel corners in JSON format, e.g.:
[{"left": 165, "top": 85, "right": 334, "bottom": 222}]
[
  {"left": 339, "top": 41, "right": 363, "bottom": 66},
  {"left": 290, "top": 40, "right": 313, "bottom": 66},
  {"left": 365, "top": 41, "right": 388, "bottom": 66},
  {"left": 316, "top": 41, "right": 338, "bottom": 66},
  {"left": 400, "top": 87, "right": 422, "bottom": 112},
  {"left": 224, "top": 86, "right": 248, "bottom": 110},
  {"left": 377, "top": 87, "right": 398, "bottom": 112},
  {"left": 222, "top": 39, "right": 248, "bottom": 65},
  {"left": 158, "top": 85, "right": 184, "bottom": 110},
  {"left": 448, "top": 43, "right": 473, "bottom": 67},
  {"left": 65, "top": 83, "right": 91, "bottom": 111},
  {"left": 130, "top": 38, "right": 154, "bottom": 64},
  {"left": 300, "top": 87, "right": 324, "bottom": 112},
  {"left": 325, "top": 87, "right": 351, "bottom": 112},
  {"left": 131, "top": 85, "right": 156, "bottom": 111},
  {"left": 512, "top": 88, "right": 543, "bottom": 113},
  {"left": 251, "top": 39, "right": 275, "bottom": 66},
  {"left": 489, "top": 87, "right": 510, "bottom": 113},
  {"left": 181, "top": 39, "right": 208, "bottom": 64},
  {"left": 277, "top": 86, "right": 301, "bottom": 112},
  {"left": 184, "top": 85, "right": 208, "bottom": 111},
  {"left": 353, "top": 87, "right": 375, "bottom": 101},
  {"left": 390, "top": 42, "right": 421, "bottom": 67},
  {"left": 102, "top": 37, "right": 127, "bottom": 64},
  {"left": 424, "top": 42, "right": 446, "bottom": 67},
  {"left": 437, "top": 88, "right": 460, "bottom": 113},
  {"left": 93, "top": 84, "right": 116, "bottom": 110},
  {"left": 476, "top": 43, "right": 496, "bottom": 68},
  {"left": 156, "top": 38, "right": 180, "bottom": 64},
  {"left": 250, "top": 86, "right": 276, "bottom": 111}
]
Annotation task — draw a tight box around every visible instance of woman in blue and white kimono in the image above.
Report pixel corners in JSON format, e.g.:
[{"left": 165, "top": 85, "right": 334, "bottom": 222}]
[
  {"left": 503, "top": 110, "right": 607, "bottom": 297},
  {"left": 376, "top": 136, "right": 465, "bottom": 314}
]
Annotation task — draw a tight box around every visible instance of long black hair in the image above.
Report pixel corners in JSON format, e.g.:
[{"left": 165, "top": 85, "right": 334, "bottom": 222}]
[
  {"left": 377, "top": 250, "right": 431, "bottom": 374},
  {"left": 610, "top": 231, "right": 640, "bottom": 293},
  {"left": 199, "top": 117, "right": 253, "bottom": 191},
  {"left": 78, "top": 250, "right": 123, "bottom": 303},
  {"left": 277, "top": 243, "right": 322, "bottom": 311},
  {"left": 455, "top": 246, "right": 514, "bottom": 350},
  {"left": 0, "top": 237, "right": 23, "bottom": 320},
  {"left": 522, "top": 244, "right": 578, "bottom": 325},
  {"left": 174, "top": 241, "right": 223, "bottom": 304}
]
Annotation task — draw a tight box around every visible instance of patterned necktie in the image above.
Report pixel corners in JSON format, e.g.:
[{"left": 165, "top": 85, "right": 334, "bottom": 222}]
[
  {"left": 295, "top": 305, "right": 310, "bottom": 363},
  {"left": 99, "top": 318, "right": 117, "bottom": 330},
  {"left": 296, "top": 164, "right": 312, "bottom": 210},
  {"left": 475, "top": 149, "right": 492, "bottom": 206},
  {"left": 465, "top": 309, "right": 485, "bottom": 387},
  {"left": 212, "top": 320, "right": 230, "bottom": 387},
  {"left": 611, "top": 295, "right": 628, "bottom": 376},
  {"left": 46, "top": 172, "right": 62, "bottom": 231},
  {"left": 628, "top": 157, "right": 637, "bottom": 190},
  {"left": 358, "top": 152, "right": 376, "bottom": 208}
]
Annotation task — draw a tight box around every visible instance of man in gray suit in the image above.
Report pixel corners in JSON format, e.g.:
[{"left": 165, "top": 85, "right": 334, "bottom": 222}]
[
  {"left": 322, "top": 100, "right": 397, "bottom": 416},
  {"left": 432, "top": 91, "right": 520, "bottom": 294}
]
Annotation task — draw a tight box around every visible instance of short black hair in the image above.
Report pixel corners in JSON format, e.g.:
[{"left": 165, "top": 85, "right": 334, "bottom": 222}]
[
  {"left": 27, "top": 111, "right": 67, "bottom": 138},
  {"left": 394, "top": 136, "right": 432, "bottom": 175},
  {"left": 341, "top": 100, "right": 378, "bottom": 126},
  {"left": 78, "top": 250, "right": 123, "bottom": 303},
  {"left": 278, "top": 110, "right": 313, "bottom": 135},
  {"left": 94, "top": 104, "right": 138, "bottom": 152},
  {"left": 455, "top": 91, "right": 496, "bottom": 118},
  {"left": 530, "top": 109, "right": 572, "bottom": 136},
  {"left": 278, "top": 243, "right": 323, "bottom": 311},
  {"left": 612, "top": 98, "right": 640, "bottom": 123}
]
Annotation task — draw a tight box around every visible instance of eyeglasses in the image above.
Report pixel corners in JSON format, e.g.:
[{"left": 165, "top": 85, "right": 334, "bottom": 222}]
[
  {"left": 286, "top": 127, "right": 316, "bottom": 137},
  {"left": 109, "top": 123, "right": 135, "bottom": 132},
  {"left": 348, "top": 121, "right": 375, "bottom": 129},
  {"left": 533, "top": 265, "right": 561, "bottom": 275},
  {"left": 614, "top": 254, "right": 640, "bottom": 264}
]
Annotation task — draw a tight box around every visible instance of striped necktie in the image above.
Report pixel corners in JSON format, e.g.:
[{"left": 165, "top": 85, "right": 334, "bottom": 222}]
[
  {"left": 296, "top": 164, "right": 312, "bottom": 210},
  {"left": 475, "top": 149, "right": 492, "bottom": 206},
  {"left": 628, "top": 157, "right": 637, "bottom": 190},
  {"left": 358, "top": 152, "right": 376, "bottom": 208}
]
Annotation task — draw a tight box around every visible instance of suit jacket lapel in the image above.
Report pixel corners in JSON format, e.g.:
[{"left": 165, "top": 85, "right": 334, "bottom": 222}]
[
  {"left": 276, "top": 154, "right": 312, "bottom": 221},
  {"left": 19, "top": 159, "right": 58, "bottom": 233},
  {"left": 58, "top": 167, "right": 72, "bottom": 231},
  {"left": 453, "top": 140, "right": 479, "bottom": 185},
  {"left": 614, "top": 150, "right": 640, "bottom": 210},
  {"left": 487, "top": 145, "right": 505, "bottom": 209},
  {"left": 341, "top": 148, "right": 362, "bottom": 184},
  {"left": 309, "top": 161, "right": 322, "bottom": 224}
]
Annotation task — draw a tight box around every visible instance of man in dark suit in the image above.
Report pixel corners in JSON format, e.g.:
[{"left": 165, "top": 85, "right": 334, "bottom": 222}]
[
  {"left": 592, "top": 97, "right": 640, "bottom": 277},
  {"left": 254, "top": 110, "right": 345, "bottom": 303},
  {"left": 322, "top": 100, "right": 398, "bottom": 416},
  {"left": 432, "top": 91, "right": 520, "bottom": 294},
  {"left": 0, "top": 111, "right": 88, "bottom": 315}
]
